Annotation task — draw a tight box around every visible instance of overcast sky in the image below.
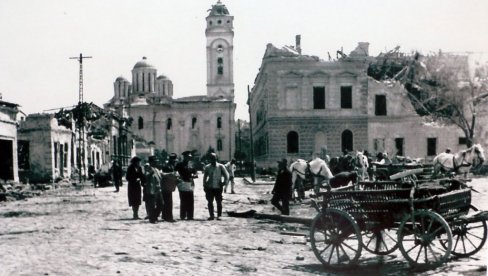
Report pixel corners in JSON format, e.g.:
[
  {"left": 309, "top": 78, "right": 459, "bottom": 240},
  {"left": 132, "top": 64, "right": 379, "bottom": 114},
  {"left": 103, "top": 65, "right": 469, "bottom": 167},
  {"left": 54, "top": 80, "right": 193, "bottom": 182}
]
[{"left": 1, "top": 0, "right": 487, "bottom": 120}]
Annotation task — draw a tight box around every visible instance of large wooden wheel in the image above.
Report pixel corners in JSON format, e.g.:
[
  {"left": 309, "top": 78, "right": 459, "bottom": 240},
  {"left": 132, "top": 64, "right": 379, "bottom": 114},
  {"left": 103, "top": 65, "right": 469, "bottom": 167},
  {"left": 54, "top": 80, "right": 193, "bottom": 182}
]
[
  {"left": 441, "top": 205, "right": 487, "bottom": 257},
  {"left": 310, "top": 209, "right": 362, "bottom": 268},
  {"left": 398, "top": 210, "right": 452, "bottom": 267},
  {"left": 362, "top": 227, "right": 398, "bottom": 255}
]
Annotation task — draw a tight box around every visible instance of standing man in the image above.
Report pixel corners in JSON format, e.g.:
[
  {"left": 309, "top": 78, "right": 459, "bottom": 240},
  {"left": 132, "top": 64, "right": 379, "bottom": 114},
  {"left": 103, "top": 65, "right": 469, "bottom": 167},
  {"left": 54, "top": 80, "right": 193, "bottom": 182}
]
[
  {"left": 111, "top": 160, "right": 123, "bottom": 193},
  {"left": 224, "top": 159, "right": 236, "bottom": 194},
  {"left": 175, "top": 151, "right": 197, "bottom": 220},
  {"left": 271, "top": 159, "right": 293, "bottom": 216},
  {"left": 126, "top": 156, "right": 144, "bottom": 219},
  {"left": 203, "top": 153, "right": 229, "bottom": 220},
  {"left": 144, "top": 156, "right": 164, "bottom": 223},
  {"left": 160, "top": 153, "right": 177, "bottom": 223}
]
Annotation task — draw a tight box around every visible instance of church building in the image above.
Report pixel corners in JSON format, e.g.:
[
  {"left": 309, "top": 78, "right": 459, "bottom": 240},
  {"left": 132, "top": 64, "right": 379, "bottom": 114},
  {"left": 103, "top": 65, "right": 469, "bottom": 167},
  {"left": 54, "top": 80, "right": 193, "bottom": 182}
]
[{"left": 105, "top": 1, "right": 236, "bottom": 161}]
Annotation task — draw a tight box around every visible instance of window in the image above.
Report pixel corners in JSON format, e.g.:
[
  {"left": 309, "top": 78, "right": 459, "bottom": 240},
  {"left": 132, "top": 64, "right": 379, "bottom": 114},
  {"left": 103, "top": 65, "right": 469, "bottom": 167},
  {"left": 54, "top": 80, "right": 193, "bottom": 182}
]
[
  {"left": 217, "top": 139, "right": 223, "bottom": 151},
  {"left": 459, "top": 137, "right": 468, "bottom": 145},
  {"left": 217, "top": 117, "right": 222, "bottom": 129},
  {"left": 64, "top": 143, "right": 69, "bottom": 168},
  {"left": 217, "top": 66, "right": 223, "bottom": 75},
  {"left": 340, "top": 86, "right": 352, "bottom": 109},
  {"left": 313, "top": 86, "right": 325, "bottom": 109},
  {"left": 287, "top": 131, "right": 299, "bottom": 153},
  {"left": 373, "top": 138, "right": 385, "bottom": 153},
  {"left": 341, "top": 130, "right": 353, "bottom": 153},
  {"left": 375, "top": 95, "right": 387, "bottom": 116},
  {"left": 395, "top": 138, "right": 404, "bottom": 156},
  {"left": 54, "top": 142, "right": 58, "bottom": 169},
  {"left": 217, "top": 57, "right": 223, "bottom": 64},
  {"left": 167, "top": 118, "right": 172, "bottom": 130},
  {"left": 192, "top": 117, "right": 197, "bottom": 129},
  {"left": 138, "top": 117, "right": 144, "bottom": 129},
  {"left": 427, "top": 138, "right": 437, "bottom": 156}
]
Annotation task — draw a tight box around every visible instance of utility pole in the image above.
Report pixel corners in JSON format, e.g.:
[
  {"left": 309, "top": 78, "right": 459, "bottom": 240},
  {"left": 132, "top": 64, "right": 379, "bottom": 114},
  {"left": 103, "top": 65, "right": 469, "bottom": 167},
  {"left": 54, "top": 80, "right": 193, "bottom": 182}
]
[
  {"left": 247, "top": 85, "right": 255, "bottom": 182},
  {"left": 69, "top": 53, "right": 92, "bottom": 184}
]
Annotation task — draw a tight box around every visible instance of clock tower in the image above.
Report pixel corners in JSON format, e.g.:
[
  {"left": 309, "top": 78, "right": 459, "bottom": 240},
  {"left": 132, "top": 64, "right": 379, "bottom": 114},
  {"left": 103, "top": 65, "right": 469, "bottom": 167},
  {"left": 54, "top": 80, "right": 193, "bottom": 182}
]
[{"left": 206, "top": 0, "right": 234, "bottom": 100}]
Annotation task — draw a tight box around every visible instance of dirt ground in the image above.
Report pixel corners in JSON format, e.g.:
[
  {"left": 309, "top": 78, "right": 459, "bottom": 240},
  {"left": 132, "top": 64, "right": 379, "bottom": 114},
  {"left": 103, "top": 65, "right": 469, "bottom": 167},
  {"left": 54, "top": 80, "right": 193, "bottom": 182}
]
[{"left": 0, "top": 175, "right": 487, "bottom": 276}]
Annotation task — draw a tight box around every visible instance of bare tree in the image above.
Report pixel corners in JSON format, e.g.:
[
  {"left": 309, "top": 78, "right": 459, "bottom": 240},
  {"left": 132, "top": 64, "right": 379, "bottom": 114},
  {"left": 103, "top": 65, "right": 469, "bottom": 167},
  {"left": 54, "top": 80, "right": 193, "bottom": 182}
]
[{"left": 369, "top": 49, "right": 488, "bottom": 147}]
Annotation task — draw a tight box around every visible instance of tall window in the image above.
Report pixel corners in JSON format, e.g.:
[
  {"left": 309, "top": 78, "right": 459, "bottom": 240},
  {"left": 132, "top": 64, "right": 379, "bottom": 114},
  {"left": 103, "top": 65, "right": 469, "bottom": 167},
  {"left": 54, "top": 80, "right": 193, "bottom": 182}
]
[
  {"left": 113, "top": 136, "right": 117, "bottom": 155},
  {"left": 192, "top": 117, "right": 197, "bottom": 129},
  {"left": 217, "top": 66, "right": 223, "bottom": 75},
  {"left": 395, "top": 138, "right": 404, "bottom": 156},
  {"left": 217, "top": 139, "right": 223, "bottom": 151},
  {"left": 167, "top": 118, "right": 172, "bottom": 130},
  {"left": 287, "top": 131, "right": 299, "bottom": 153},
  {"left": 427, "top": 138, "right": 437, "bottom": 156},
  {"left": 341, "top": 130, "right": 353, "bottom": 153},
  {"left": 54, "top": 142, "right": 58, "bottom": 169},
  {"left": 313, "top": 86, "right": 325, "bottom": 109},
  {"left": 64, "top": 143, "right": 69, "bottom": 168},
  {"left": 138, "top": 117, "right": 144, "bottom": 129},
  {"left": 340, "top": 86, "right": 352, "bottom": 109},
  {"left": 217, "top": 117, "right": 222, "bottom": 129},
  {"left": 375, "top": 95, "right": 387, "bottom": 116}
]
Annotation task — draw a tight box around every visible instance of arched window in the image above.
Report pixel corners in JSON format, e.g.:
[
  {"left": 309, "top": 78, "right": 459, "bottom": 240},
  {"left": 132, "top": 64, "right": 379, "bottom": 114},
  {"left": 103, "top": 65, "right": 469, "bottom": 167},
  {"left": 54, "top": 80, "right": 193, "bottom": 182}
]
[
  {"left": 217, "top": 57, "right": 223, "bottom": 64},
  {"left": 192, "top": 117, "right": 197, "bottom": 129},
  {"left": 138, "top": 117, "right": 144, "bottom": 130},
  {"left": 341, "top": 130, "right": 353, "bottom": 153},
  {"left": 217, "top": 139, "right": 223, "bottom": 151},
  {"left": 167, "top": 118, "right": 172, "bottom": 130},
  {"left": 217, "top": 117, "right": 222, "bottom": 129},
  {"left": 287, "top": 131, "right": 299, "bottom": 153}
]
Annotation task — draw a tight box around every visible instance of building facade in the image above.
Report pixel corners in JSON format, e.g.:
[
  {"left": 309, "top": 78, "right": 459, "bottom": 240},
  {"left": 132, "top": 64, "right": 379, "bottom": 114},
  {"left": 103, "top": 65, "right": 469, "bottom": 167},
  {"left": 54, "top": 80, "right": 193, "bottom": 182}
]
[
  {"left": 0, "top": 100, "right": 20, "bottom": 182},
  {"left": 105, "top": 1, "right": 236, "bottom": 161},
  {"left": 250, "top": 41, "right": 464, "bottom": 168}
]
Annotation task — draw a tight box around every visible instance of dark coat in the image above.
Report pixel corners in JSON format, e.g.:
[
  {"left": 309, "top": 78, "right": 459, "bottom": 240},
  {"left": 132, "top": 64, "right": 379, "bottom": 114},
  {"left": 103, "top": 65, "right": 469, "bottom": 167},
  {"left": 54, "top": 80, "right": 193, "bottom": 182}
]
[
  {"left": 126, "top": 164, "right": 144, "bottom": 206},
  {"left": 272, "top": 169, "right": 293, "bottom": 199}
]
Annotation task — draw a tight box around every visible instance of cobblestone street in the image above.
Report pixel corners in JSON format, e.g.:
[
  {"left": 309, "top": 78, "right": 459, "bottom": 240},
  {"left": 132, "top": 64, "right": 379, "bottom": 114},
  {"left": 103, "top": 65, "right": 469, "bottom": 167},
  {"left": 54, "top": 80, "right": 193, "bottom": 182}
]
[{"left": 1, "top": 175, "right": 487, "bottom": 275}]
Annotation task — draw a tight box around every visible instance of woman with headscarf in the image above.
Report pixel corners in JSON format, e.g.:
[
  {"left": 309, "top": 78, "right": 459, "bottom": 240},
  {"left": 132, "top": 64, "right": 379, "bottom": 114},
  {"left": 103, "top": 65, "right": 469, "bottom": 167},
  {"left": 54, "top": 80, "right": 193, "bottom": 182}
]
[{"left": 126, "top": 156, "right": 144, "bottom": 219}]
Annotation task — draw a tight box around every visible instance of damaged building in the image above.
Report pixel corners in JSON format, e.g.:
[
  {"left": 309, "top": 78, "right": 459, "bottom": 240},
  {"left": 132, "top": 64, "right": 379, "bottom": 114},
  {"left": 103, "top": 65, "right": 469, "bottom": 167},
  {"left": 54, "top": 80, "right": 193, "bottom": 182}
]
[
  {"left": 249, "top": 38, "right": 464, "bottom": 167},
  {"left": 17, "top": 104, "right": 133, "bottom": 183},
  {"left": 0, "top": 99, "right": 20, "bottom": 183}
]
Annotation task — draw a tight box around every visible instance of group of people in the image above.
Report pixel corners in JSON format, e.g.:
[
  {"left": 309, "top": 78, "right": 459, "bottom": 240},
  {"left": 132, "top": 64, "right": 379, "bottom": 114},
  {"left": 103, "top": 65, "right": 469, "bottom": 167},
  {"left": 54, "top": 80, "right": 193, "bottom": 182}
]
[{"left": 123, "top": 152, "right": 237, "bottom": 223}]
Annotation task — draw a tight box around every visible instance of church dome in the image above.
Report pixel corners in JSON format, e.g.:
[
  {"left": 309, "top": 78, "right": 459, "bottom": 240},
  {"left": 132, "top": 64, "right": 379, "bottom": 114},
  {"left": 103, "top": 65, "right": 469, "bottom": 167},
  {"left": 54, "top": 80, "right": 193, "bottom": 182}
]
[
  {"left": 208, "top": 1, "right": 229, "bottom": 16},
  {"left": 133, "top": 57, "right": 154, "bottom": 69},
  {"left": 115, "top": 76, "right": 128, "bottom": 82},
  {"left": 157, "top": 75, "right": 167, "bottom": 80}
]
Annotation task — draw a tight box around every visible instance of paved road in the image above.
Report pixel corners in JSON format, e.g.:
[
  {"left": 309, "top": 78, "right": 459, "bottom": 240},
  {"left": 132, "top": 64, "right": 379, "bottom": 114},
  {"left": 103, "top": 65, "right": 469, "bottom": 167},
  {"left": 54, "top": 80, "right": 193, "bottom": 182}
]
[{"left": 0, "top": 175, "right": 487, "bottom": 275}]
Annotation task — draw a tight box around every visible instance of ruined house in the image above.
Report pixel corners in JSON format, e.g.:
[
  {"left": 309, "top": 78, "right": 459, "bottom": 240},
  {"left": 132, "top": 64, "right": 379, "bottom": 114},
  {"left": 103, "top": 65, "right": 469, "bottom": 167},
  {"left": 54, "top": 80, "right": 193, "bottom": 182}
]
[
  {"left": 17, "top": 104, "right": 133, "bottom": 183},
  {"left": 249, "top": 39, "right": 464, "bottom": 167},
  {"left": 0, "top": 99, "right": 20, "bottom": 182}
]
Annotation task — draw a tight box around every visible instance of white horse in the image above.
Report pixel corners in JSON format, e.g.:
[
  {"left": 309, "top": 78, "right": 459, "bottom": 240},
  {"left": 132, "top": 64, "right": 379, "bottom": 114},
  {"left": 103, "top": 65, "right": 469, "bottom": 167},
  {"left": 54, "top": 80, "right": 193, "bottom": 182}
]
[
  {"left": 353, "top": 151, "right": 369, "bottom": 181},
  {"left": 433, "top": 144, "right": 485, "bottom": 177},
  {"left": 289, "top": 157, "right": 333, "bottom": 197}
]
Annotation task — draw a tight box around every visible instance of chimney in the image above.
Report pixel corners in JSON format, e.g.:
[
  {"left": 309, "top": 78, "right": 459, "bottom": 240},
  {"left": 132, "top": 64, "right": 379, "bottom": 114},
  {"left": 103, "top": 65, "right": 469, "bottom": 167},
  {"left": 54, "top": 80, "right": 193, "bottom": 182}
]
[{"left": 295, "top": 35, "right": 302, "bottom": 55}]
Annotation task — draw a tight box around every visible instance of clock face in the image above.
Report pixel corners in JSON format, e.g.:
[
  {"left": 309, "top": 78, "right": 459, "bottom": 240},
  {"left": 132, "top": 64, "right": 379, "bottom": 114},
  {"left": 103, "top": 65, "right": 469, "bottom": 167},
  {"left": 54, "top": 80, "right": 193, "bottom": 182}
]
[{"left": 216, "top": 45, "right": 224, "bottom": 52}]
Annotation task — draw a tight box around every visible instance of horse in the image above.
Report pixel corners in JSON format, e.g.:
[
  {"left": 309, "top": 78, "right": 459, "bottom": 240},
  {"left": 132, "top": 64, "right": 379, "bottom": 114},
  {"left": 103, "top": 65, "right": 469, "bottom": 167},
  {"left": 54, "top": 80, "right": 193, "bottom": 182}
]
[
  {"left": 289, "top": 157, "right": 333, "bottom": 199},
  {"left": 432, "top": 144, "right": 485, "bottom": 177},
  {"left": 329, "top": 152, "right": 369, "bottom": 181},
  {"left": 353, "top": 151, "right": 369, "bottom": 181}
]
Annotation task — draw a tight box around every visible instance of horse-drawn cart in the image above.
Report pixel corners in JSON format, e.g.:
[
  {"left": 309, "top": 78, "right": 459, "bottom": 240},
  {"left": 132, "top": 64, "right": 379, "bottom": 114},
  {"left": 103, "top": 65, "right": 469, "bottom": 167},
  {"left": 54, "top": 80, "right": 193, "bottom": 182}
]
[{"left": 309, "top": 172, "right": 488, "bottom": 268}]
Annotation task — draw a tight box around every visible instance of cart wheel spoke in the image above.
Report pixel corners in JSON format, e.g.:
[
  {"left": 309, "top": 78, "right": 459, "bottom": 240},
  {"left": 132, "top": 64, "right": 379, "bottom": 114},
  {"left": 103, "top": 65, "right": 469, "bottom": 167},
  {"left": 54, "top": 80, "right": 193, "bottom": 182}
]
[
  {"left": 466, "top": 231, "right": 484, "bottom": 241},
  {"left": 427, "top": 244, "right": 439, "bottom": 263}
]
